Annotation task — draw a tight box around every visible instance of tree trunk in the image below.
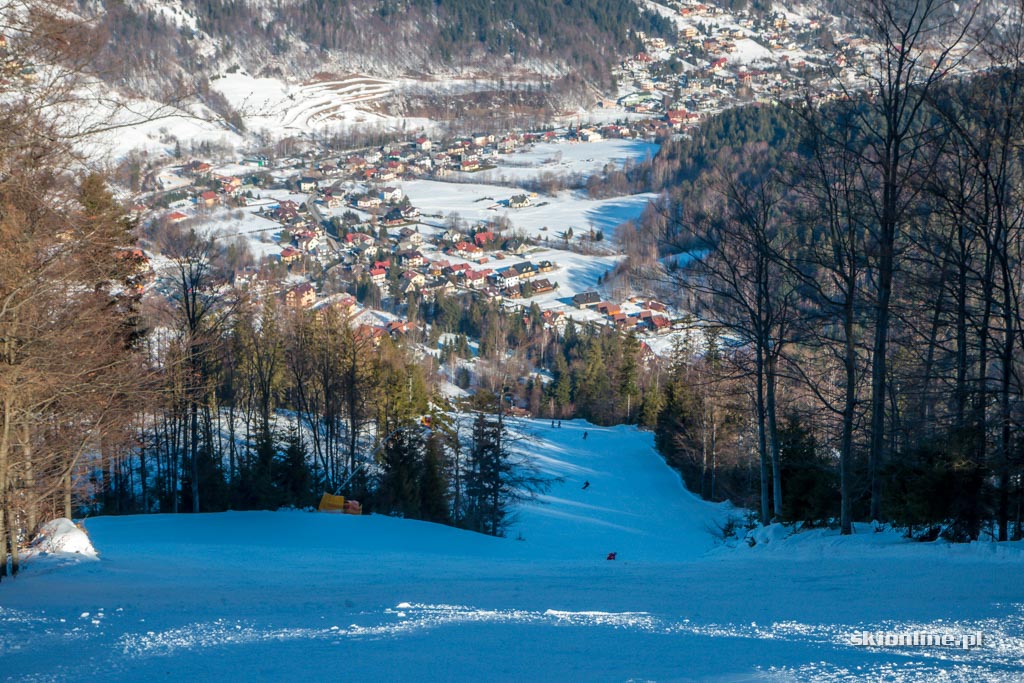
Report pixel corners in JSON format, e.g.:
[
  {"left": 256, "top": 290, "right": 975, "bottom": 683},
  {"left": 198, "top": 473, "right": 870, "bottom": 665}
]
[
  {"left": 918, "top": 270, "right": 947, "bottom": 431},
  {"left": 140, "top": 432, "right": 148, "bottom": 513},
  {"left": 227, "top": 402, "right": 236, "bottom": 506},
  {"left": 190, "top": 399, "right": 200, "bottom": 513},
  {"left": 63, "top": 470, "right": 72, "bottom": 519},
  {"left": 0, "top": 507, "right": 6, "bottom": 580},
  {"left": 955, "top": 227, "right": 969, "bottom": 429},
  {"left": 755, "top": 345, "right": 770, "bottom": 525},
  {"left": 711, "top": 418, "right": 718, "bottom": 501},
  {"left": 766, "top": 352, "right": 782, "bottom": 521},
  {"left": 6, "top": 508, "right": 18, "bottom": 577},
  {"left": 998, "top": 273, "right": 1015, "bottom": 541},
  {"left": 21, "top": 419, "right": 37, "bottom": 536},
  {"left": 700, "top": 401, "right": 709, "bottom": 499},
  {"left": 0, "top": 394, "right": 11, "bottom": 578},
  {"left": 867, "top": 223, "right": 894, "bottom": 522},
  {"left": 171, "top": 410, "right": 180, "bottom": 514}
]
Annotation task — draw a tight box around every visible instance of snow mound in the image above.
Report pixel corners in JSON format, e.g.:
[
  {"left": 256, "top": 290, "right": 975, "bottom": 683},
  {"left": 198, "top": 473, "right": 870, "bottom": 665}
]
[{"left": 27, "top": 518, "right": 98, "bottom": 560}]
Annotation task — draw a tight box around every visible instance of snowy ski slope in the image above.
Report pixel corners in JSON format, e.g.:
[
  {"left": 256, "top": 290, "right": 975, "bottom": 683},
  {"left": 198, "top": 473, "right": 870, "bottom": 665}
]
[{"left": 2, "top": 420, "right": 1024, "bottom": 682}]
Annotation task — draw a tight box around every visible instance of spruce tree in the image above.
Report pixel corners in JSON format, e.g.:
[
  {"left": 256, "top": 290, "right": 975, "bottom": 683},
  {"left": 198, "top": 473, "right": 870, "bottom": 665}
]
[
  {"left": 420, "top": 435, "right": 452, "bottom": 524},
  {"left": 377, "top": 423, "right": 425, "bottom": 518},
  {"left": 463, "top": 411, "right": 509, "bottom": 536}
]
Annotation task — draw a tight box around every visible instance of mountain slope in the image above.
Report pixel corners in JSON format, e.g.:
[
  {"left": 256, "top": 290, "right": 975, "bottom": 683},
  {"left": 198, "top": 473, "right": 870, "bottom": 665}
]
[{"left": 93, "top": 0, "right": 675, "bottom": 94}]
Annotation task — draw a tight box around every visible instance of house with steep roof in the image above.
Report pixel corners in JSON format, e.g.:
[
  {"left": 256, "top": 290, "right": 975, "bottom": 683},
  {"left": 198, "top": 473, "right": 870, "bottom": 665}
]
[{"left": 285, "top": 282, "right": 316, "bottom": 308}]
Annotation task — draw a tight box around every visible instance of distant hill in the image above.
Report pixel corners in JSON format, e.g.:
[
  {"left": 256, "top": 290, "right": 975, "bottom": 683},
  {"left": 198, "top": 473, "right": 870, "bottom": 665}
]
[{"left": 93, "top": 0, "right": 676, "bottom": 94}]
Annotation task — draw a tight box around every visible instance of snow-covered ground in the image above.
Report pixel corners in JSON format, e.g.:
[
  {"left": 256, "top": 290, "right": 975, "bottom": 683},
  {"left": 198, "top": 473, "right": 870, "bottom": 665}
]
[
  {"left": 3, "top": 420, "right": 1024, "bottom": 681},
  {"left": 459, "top": 139, "right": 659, "bottom": 184},
  {"left": 399, "top": 178, "right": 657, "bottom": 241},
  {"left": 51, "top": 77, "right": 242, "bottom": 162},
  {"left": 189, "top": 206, "right": 284, "bottom": 259}
]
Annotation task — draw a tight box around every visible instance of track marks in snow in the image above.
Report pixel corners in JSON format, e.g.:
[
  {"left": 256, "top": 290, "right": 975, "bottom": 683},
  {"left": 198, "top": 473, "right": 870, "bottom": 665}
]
[
  {"left": 10, "top": 599, "right": 1024, "bottom": 681},
  {"left": 108, "top": 601, "right": 1024, "bottom": 678}
]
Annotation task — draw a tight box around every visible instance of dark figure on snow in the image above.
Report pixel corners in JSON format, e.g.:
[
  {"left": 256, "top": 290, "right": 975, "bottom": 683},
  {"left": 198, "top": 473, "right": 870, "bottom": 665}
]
[
  {"left": 582, "top": 480, "right": 590, "bottom": 490},
  {"left": 558, "top": 420, "right": 562, "bottom": 428},
  {"left": 583, "top": 431, "right": 588, "bottom": 440},
  {"left": 552, "top": 420, "right": 556, "bottom": 427}
]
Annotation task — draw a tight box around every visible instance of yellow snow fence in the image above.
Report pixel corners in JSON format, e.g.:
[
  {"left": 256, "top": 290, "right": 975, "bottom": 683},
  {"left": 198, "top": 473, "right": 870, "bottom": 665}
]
[
  {"left": 318, "top": 493, "right": 362, "bottom": 515},
  {"left": 318, "top": 493, "right": 346, "bottom": 512}
]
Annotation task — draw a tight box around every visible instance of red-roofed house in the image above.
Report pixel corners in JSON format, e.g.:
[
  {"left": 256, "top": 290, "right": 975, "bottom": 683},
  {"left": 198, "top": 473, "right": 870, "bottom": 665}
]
[
  {"left": 354, "top": 324, "right": 387, "bottom": 347},
  {"left": 453, "top": 241, "right": 481, "bottom": 258},
  {"left": 345, "top": 232, "right": 375, "bottom": 245},
  {"left": 387, "top": 320, "right": 417, "bottom": 335},
  {"left": 465, "top": 268, "right": 493, "bottom": 288}
]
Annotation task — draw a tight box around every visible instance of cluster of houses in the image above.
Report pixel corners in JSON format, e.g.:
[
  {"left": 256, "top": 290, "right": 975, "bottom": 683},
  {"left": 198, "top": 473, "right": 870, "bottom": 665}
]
[
  {"left": 146, "top": 120, "right": 687, "bottom": 355},
  {"left": 275, "top": 287, "right": 420, "bottom": 347},
  {"left": 284, "top": 132, "right": 527, "bottom": 185},
  {"left": 288, "top": 126, "right": 652, "bottom": 190},
  {"left": 153, "top": 159, "right": 254, "bottom": 212},
  {"left": 617, "top": 1, "right": 876, "bottom": 128},
  {"left": 573, "top": 292, "right": 673, "bottom": 334},
  {"left": 154, "top": 116, "right": 658, "bottom": 265},
  {"left": 257, "top": 186, "right": 562, "bottom": 308},
  {"left": 263, "top": 199, "right": 327, "bottom": 262},
  {"left": 347, "top": 249, "right": 560, "bottom": 304}
]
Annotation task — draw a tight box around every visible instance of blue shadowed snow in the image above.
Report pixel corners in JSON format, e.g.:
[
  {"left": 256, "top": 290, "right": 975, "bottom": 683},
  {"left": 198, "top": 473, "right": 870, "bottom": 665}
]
[{"left": 3, "top": 418, "right": 1024, "bottom": 682}]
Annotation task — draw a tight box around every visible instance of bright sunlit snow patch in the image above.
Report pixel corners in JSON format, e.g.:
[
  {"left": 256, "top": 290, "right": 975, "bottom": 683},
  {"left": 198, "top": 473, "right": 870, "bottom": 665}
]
[{"left": 25, "top": 518, "right": 98, "bottom": 561}]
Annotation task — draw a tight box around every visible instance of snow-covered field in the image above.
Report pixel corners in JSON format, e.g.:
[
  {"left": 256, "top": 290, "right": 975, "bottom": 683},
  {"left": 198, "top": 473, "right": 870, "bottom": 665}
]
[
  {"left": 189, "top": 206, "right": 284, "bottom": 259},
  {"left": 459, "top": 139, "right": 659, "bottom": 184},
  {"left": 399, "top": 178, "right": 657, "bottom": 241},
  {"left": 3, "top": 420, "right": 1024, "bottom": 682}
]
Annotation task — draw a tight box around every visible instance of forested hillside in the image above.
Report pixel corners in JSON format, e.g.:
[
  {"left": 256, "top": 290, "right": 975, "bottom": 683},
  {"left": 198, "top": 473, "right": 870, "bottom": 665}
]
[
  {"left": 90, "top": 0, "right": 675, "bottom": 93},
  {"left": 610, "top": 2, "right": 1024, "bottom": 543}
]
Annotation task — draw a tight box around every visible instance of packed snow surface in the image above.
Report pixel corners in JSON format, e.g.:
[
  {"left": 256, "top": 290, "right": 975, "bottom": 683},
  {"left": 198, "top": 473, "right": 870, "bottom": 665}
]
[{"left": 3, "top": 420, "right": 1024, "bottom": 681}]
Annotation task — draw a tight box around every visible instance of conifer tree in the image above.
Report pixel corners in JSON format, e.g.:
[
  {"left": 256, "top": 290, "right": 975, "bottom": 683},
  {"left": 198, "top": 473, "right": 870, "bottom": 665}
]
[{"left": 377, "top": 422, "right": 425, "bottom": 518}]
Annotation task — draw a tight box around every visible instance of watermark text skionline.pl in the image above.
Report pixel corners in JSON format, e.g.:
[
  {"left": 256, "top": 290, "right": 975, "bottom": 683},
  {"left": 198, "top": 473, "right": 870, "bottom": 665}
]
[{"left": 849, "top": 631, "right": 985, "bottom": 650}]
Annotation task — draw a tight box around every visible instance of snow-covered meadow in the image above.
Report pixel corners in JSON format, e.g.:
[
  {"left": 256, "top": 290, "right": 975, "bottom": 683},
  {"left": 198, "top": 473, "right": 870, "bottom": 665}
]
[
  {"left": 3, "top": 420, "right": 1024, "bottom": 682},
  {"left": 399, "top": 178, "right": 658, "bottom": 241}
]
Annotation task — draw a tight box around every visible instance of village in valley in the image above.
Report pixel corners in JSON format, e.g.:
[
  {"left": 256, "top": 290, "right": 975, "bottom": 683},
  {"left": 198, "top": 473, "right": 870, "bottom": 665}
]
[
  {"left": 134, "top": 125, "right": 684, "bottom": 398},
  {"left": 120, "top": 0, "right": 912, "bottom": 410}
]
